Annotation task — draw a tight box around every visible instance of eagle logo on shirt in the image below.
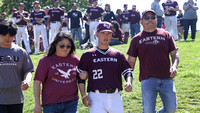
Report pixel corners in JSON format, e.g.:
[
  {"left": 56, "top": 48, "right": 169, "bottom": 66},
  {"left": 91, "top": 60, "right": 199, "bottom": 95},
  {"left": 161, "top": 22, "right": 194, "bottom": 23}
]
[{"left": 57, "top": 68, "right": 72, "bottom": 79}]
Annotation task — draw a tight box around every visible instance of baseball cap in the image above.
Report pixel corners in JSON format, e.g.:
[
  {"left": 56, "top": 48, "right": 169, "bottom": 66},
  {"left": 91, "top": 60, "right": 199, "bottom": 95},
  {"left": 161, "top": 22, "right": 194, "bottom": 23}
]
[
  {"left": 124, "top": 4, "right": 128, "bottom": 7},
  {"left": 34, "top": 1, "right": 40, "bottom": 7},
  {"left": 72, "top": 3, "right": 77, "bottom": 6},
  {"left": 54, "top": 0, "right": 59, "bottom": 2},
  {"left": 1, "top": 12, "right": 7, "bottom": 16},
  {"left": 132, "top": 5, "right": 136, "bottom": 8},
  {"left": 97, "top": 22, "right": 113, "bottom": 33},
  {"left": 141, "top": 10, "right": 156, "bottom": 19},
  {"left": 12, "top": 8, "right": 17, "bottom": 13},
  {"left": 92, "top": 0, "right": 98, "bottom": 3},
  {"left": 18, "top": 3, "right": 24, "bottom": 7}
]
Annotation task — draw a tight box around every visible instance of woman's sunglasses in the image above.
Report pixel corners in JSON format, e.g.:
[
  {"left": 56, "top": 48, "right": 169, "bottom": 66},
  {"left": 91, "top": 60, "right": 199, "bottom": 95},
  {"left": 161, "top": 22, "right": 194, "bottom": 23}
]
[{"left": 58, "top": 44, "right": 72, "bottom": 49}]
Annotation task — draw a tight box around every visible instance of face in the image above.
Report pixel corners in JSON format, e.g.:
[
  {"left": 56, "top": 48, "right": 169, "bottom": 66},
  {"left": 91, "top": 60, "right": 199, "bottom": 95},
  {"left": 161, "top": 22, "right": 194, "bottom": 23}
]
[
  {"left": 93, "top": 1, "right": 97, "bottom": 6},
  {"left": 105, "top": 5, "right": 109, "bottom": 11},
  {"left": 54, "top": 1, "right": 59, "bottom": 7},
  {"left": 55, "top": 39, "right": 71, "bottom": 57},
  {"left": 141, "top": 12, "right": 157, "bottom": 30},
  {"left": 0, "top": 34, "right": 14, "bottom": 48},
  {"left": 72, "top": 6, "right": 77, "bottom": 10},
  {"left": 96, "top": 31, "right": 113, "bottom": 46},
  {"left": 18, "top": 6, "right": 24, "bottom": 10},
  {"left": 35, "top": 6, "right": 40, "bottom": 11}
]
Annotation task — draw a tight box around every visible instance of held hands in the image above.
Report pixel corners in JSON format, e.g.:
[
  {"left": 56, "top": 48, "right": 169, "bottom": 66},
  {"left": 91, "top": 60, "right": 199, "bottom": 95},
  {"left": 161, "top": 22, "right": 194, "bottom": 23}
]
[
  {"left": 21, "top": 80, "right": 30, "bottom": 91},
  {"left": 124, "top": 82, "right": 132, "bottom": 92},
  {"left": 34, "top": 105, "right": 42, "bottom": 113},
  {"left": 170, "top": 66, "right": 177, "bottom": 78},
  {"left": 79, "top": 71, "right": 88, "bottom": 80},
  {"left": 82, "top": 95, "right": 91, "bottom": 107}
]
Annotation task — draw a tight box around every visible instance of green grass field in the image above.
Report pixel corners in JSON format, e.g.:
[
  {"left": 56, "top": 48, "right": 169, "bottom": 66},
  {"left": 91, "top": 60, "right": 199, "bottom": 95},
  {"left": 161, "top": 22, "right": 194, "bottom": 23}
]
[{"left": 24, "top": 32, "right": 200, "bottom": 113}]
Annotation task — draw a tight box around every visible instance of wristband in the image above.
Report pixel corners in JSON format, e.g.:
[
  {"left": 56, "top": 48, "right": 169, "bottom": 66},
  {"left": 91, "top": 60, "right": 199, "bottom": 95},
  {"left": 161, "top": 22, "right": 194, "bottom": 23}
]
[{"left": 82, "top": 95, "right": 87, "bottom": 100}]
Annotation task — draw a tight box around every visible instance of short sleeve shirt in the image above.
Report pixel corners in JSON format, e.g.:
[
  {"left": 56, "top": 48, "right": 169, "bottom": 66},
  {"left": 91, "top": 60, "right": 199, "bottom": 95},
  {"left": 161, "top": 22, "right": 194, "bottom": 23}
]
[
  {"left": 129, "top": 10, "right": 140, "bottom": 24},
  {"left": 67, "top": 10, "right": 82, "bottom": 28},
  {"left": 0, "top": 44, "right": 34, "bottom": 104},
  {"left": 12, "top": 11, "right": 29, "bottom": 25},
  {"left": 30, "top": 10, "right": 46, "bottom": 25},
  {"left": 183, "top": 1, "right": 198, "bottom": 19},
  {"left": 127, "top": 29, "right": 177, "bottom": 81},
  {"left": 162, "top": 0, "right": 179, "bottom": 16},
  {"left": 112, "top": 28, "right": 123, "bottom": 42},
  {"left": 48, "top": 8, "right": 64, "bottom": 22},
  {"left": 78, "top": 47, "right": 132, "bottom": 92},
  {"left": 34, "top": 54, "right": 79, "bottom": 106},
  {"left": 86, "top": 6, "right": 105, "bottom": 20}
]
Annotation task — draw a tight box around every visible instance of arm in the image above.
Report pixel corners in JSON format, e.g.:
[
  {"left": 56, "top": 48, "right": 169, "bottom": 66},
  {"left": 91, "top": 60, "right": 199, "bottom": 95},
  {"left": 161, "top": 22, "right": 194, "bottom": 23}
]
[
  {"left": 47, "top": 17, "right": 50, "bottom": 30},
  {"left": 124, "top": 75, "right": 133, "bottom": 92},
  {"left": 66, "top": 18, "right": 70, "bottom": 31},
  {"left": 190, "top": 3, "right": 199, "bottom": 10},
  {"left": 21, "top": 72, "right": 32, "bottom": 90},
  {"left": 78, "top": 83, "right": 91, "bottom": 107},
  {"left": 170, "top": 50, "right": 179, "bottom": 78},
  {"left": 34, "top": 80, "right": 42, "bottom": 113},
  {"left": 128, "top": 56, "right": 137, "bottom": 70},
  {"left": 183, "top": 3, "right": 190, "bottom": 10},
  {"left": 21, "top": 13, "right": 30, "bottom": 23}
]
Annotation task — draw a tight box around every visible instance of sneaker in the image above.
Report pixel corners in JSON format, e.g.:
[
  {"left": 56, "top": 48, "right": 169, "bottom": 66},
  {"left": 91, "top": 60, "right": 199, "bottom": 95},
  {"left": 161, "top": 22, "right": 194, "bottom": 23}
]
[
  {"left": 183, "top": 39, "right": 186, "bottom": 42},
  {"left": 192, "top": 39, "right": 195, "bottom": 41}
]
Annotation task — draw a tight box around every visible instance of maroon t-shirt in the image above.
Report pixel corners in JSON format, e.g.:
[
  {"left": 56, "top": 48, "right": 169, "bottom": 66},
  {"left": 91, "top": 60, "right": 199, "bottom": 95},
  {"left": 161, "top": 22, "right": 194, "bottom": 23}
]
[
  {"left": 129, "top": 10, "right": 140, "bottom": 24},
  {"left": 78, "top": 47, "right": 132, "bottom": 92},
  {"left": 30, "top": 10, "right": 46, "bottom": 25},
  {"left": 127, "top": 28, "right": 178, "bottom": 81},
  {"left": 12, "top": 11, "right": 29, "bottom": 25},
  {"left": 48, "top": 8, "right": 64, "bottom": 22},
  {"left": 116, "top": 15, "right": 123, "bottom": 27},
  {"left": 34, "top": 54, "right": 79, "bottom": 106},
  {"left": 86, "top": 6, "right": 105, "bottom": 20},
  {"left": 162, "top": 0, "right": 179, "bottom": 16},
  {"left": 113, "top": 28, "right": 124, "bottom": 42}
]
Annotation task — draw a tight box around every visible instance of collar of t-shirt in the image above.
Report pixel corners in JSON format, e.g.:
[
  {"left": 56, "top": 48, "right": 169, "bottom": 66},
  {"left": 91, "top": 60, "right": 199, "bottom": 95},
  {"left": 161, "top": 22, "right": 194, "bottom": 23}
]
[{"left": 97, "top": 46, "right": 108, "bottom": 52}]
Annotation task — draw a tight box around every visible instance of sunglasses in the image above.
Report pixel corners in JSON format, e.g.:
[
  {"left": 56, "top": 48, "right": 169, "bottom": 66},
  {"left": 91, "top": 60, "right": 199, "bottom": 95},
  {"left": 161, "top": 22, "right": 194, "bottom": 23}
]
[
  {"left": 58, "top": 44, "right": 72, "bottom": 49},
  {"left": 143, "top": 16, "right": 156, "bottom": 20}
]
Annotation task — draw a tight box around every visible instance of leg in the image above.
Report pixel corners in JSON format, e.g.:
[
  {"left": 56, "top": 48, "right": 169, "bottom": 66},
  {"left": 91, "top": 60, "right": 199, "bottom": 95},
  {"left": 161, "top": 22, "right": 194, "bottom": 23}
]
[
  {"left": 190, "top": 18, "right": 197, "bottom": 40},
  {"left": 88, "top": 92, "right": 108, "bottom": 113},
  {"left": 183, "top": 19, "right": 190, "bottom": 41},
  {"left": 171, "top": 16, "right": 178, "bottom": 40},
  {"left": 109, "top": 92, "right": 124, "bottom": 113},
  {"left": 62, "top": 99, "right": 78, "bottom": 113},
  {"left": 43, "top": 103, "right": 62, "bottom": 113},
  {"left": 22, "top": 27, "right": 31, "bottom": 53},
  {"left": 49, "top": 23, "right": 54, "bottom": 44},
  {"left": 141, "top": 78, "right": 159, "bottom": 113},
  {"left": 157, "top": 78, "right": 177, "bottom": 113},
  {"left": 33, "top": 26, "right": 40, "bottom": 53},
  {"left": 71, "top": 28, "right": 76, "bottom": 41},
  {"left": 130, "top": 24, "right": 134, "bottom": 38},
  {"left": 41, "top": 25, "right": 48, "bottom": 52},
  {"left": 16, "top": 28, "right": 22, "bottom": 47},
  {"left": 89, "top": 22, "right": 96, "bottom": 47},
  {"left": 157, "top": 17, "right": 162, "bottom": 28},
  {"left": 134, "top": 24, "right": 140, "bottom": 36},
  {"left": 77, "top": 27, "right": 83, "bottom": 46}
]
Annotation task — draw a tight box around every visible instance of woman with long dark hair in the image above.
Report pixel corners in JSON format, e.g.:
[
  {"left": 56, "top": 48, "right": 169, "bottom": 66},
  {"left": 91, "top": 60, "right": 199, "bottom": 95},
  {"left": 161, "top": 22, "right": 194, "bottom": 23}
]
[{"left": 34, "top": 31, "right": 84, "bottom": 113}]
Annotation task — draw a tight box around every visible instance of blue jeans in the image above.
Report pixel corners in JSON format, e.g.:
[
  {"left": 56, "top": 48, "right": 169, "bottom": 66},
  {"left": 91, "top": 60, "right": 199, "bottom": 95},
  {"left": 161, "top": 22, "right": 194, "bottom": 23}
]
[
  {"left": 109, "top": 40, "right": 123, "bottom": 46},
  {"left": 71, "top": 27, "right": 83, "bottom": 46},
  {"left": 43, "top": 99, "right": 78, "bottom": 113},
  {"left": 0, "top": 103, "right": 23, "bottom": 113},
  {"left": 130, "top": 23, "right": 140, "bottom": 38},
  {"left": 157, "top": 17, "right": 162, "bottom": 28},
  {"left": 183, "top": 18, "right": 197, "bottom": 40},
  {"left": 141, "top": 77, "right": 177, "bottom": 113}
]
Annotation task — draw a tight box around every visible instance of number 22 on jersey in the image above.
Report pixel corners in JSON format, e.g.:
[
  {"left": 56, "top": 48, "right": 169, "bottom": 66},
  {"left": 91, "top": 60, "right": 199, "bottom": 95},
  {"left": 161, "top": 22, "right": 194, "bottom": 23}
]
[{"left": 93, "top": 69, "right": 103, "bottom": 80}]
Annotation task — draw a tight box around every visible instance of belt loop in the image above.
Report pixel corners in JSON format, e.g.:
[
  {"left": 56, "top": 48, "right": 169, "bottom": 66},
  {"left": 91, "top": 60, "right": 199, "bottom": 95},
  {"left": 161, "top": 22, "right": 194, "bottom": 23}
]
[{"left": 95, "top": 90, "right": 100, "bottom": 93}]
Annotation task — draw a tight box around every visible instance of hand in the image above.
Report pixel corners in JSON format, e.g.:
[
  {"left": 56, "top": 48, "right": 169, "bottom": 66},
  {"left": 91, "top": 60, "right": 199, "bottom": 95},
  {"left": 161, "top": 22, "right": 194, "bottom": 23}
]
[
  {"left": 79, "top": 71, "right": 88, "bottom": 80},
  {"left": 124, "top": 82, "right": 132, "bottom": 92},
  {"left": 47, "top": 25, "right": 50, "bottom": 30},
  {"left": 67, "top": 26, "right": 70, "bottom": 31},
  {"left": 59, "top": 27, "right": 62, "bottom": 32},
  {"left": 34, "top": 105, "right": 42, "bottom": 113},
  {"left": 82, "top": 96, "right": 91, "bottom": 107},
  {"left": 21, "top": 80, "right": 30, "bottom": 91},
  {"left": 170, "top": 66, "right": 177, "bottom": 78}
]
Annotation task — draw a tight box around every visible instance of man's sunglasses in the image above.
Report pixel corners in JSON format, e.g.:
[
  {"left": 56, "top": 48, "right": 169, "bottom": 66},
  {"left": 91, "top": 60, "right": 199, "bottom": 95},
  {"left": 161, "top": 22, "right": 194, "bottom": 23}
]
[
  {"left": 143, "top": 16, "right": 156, "bottom": 20},
  {"left": 58, "top": 44, "right": 72, "bottom": 49}
]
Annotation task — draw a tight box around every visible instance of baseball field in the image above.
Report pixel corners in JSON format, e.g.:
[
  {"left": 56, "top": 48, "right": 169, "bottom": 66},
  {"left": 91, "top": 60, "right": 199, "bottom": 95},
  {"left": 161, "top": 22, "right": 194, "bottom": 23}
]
[{"left": 24, "top": 32, "right": 200, "bottom": 113}]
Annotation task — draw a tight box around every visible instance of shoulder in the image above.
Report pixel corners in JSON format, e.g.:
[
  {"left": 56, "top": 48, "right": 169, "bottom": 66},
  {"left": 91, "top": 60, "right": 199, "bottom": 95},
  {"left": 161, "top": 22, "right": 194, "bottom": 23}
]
[
  {"left": 97, "top": 6, "right": 103, "bottom": 9},
  {"left": 69, "top": 54, "right": 80, "bottom": 62}
]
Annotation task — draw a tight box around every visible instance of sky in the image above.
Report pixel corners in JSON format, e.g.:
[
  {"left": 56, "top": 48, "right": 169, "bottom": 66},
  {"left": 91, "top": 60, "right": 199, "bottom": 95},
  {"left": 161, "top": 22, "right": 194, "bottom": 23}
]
[{"left": 99, "top": 0, "right": 200, "bottom": 30}]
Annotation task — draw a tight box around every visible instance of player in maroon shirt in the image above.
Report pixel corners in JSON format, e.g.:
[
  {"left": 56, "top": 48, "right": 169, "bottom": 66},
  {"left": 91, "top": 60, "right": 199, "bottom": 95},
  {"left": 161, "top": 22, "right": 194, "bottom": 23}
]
[
  {"left": 47, "top": 0, "right": 64, "bottom": 44},
  {"left": 30, "top": 1, "right": 48, "bottom": 53},
  {"left": 12, "top": 2, "right": 32, "bottom": 54},
  {"left": 85, "top": 0, "right": 106, "bottom": 47},
  {"left": 78, "top": 22, "right": 133, "bottom": 113},
  {"left": 127, "top": 10, "right": 179, "bottom": 113},
  {"left": 162, "top": 0, "right": 179, "bottom": 41}
]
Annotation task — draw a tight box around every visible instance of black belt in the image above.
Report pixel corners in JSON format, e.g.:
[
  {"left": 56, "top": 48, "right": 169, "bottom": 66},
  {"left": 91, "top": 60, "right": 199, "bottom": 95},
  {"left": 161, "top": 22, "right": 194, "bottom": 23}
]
[
  {"left": 34, "top": 23, "right": 42, "bottom": 25},
  {"left": 51, "top": 21, "right": 60, "bottom": 23},
  {"left": 18, "top": 25, "right": 26, "bottom": 27},
  {"left": 93, "top": 88, "right": 118, "bottom": 94},
  {"left": 157, "top": 16, "right": 162, "bottom": 18},
  {"left": 91, "top": 19, "right": 99, "bottom": 21}
]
